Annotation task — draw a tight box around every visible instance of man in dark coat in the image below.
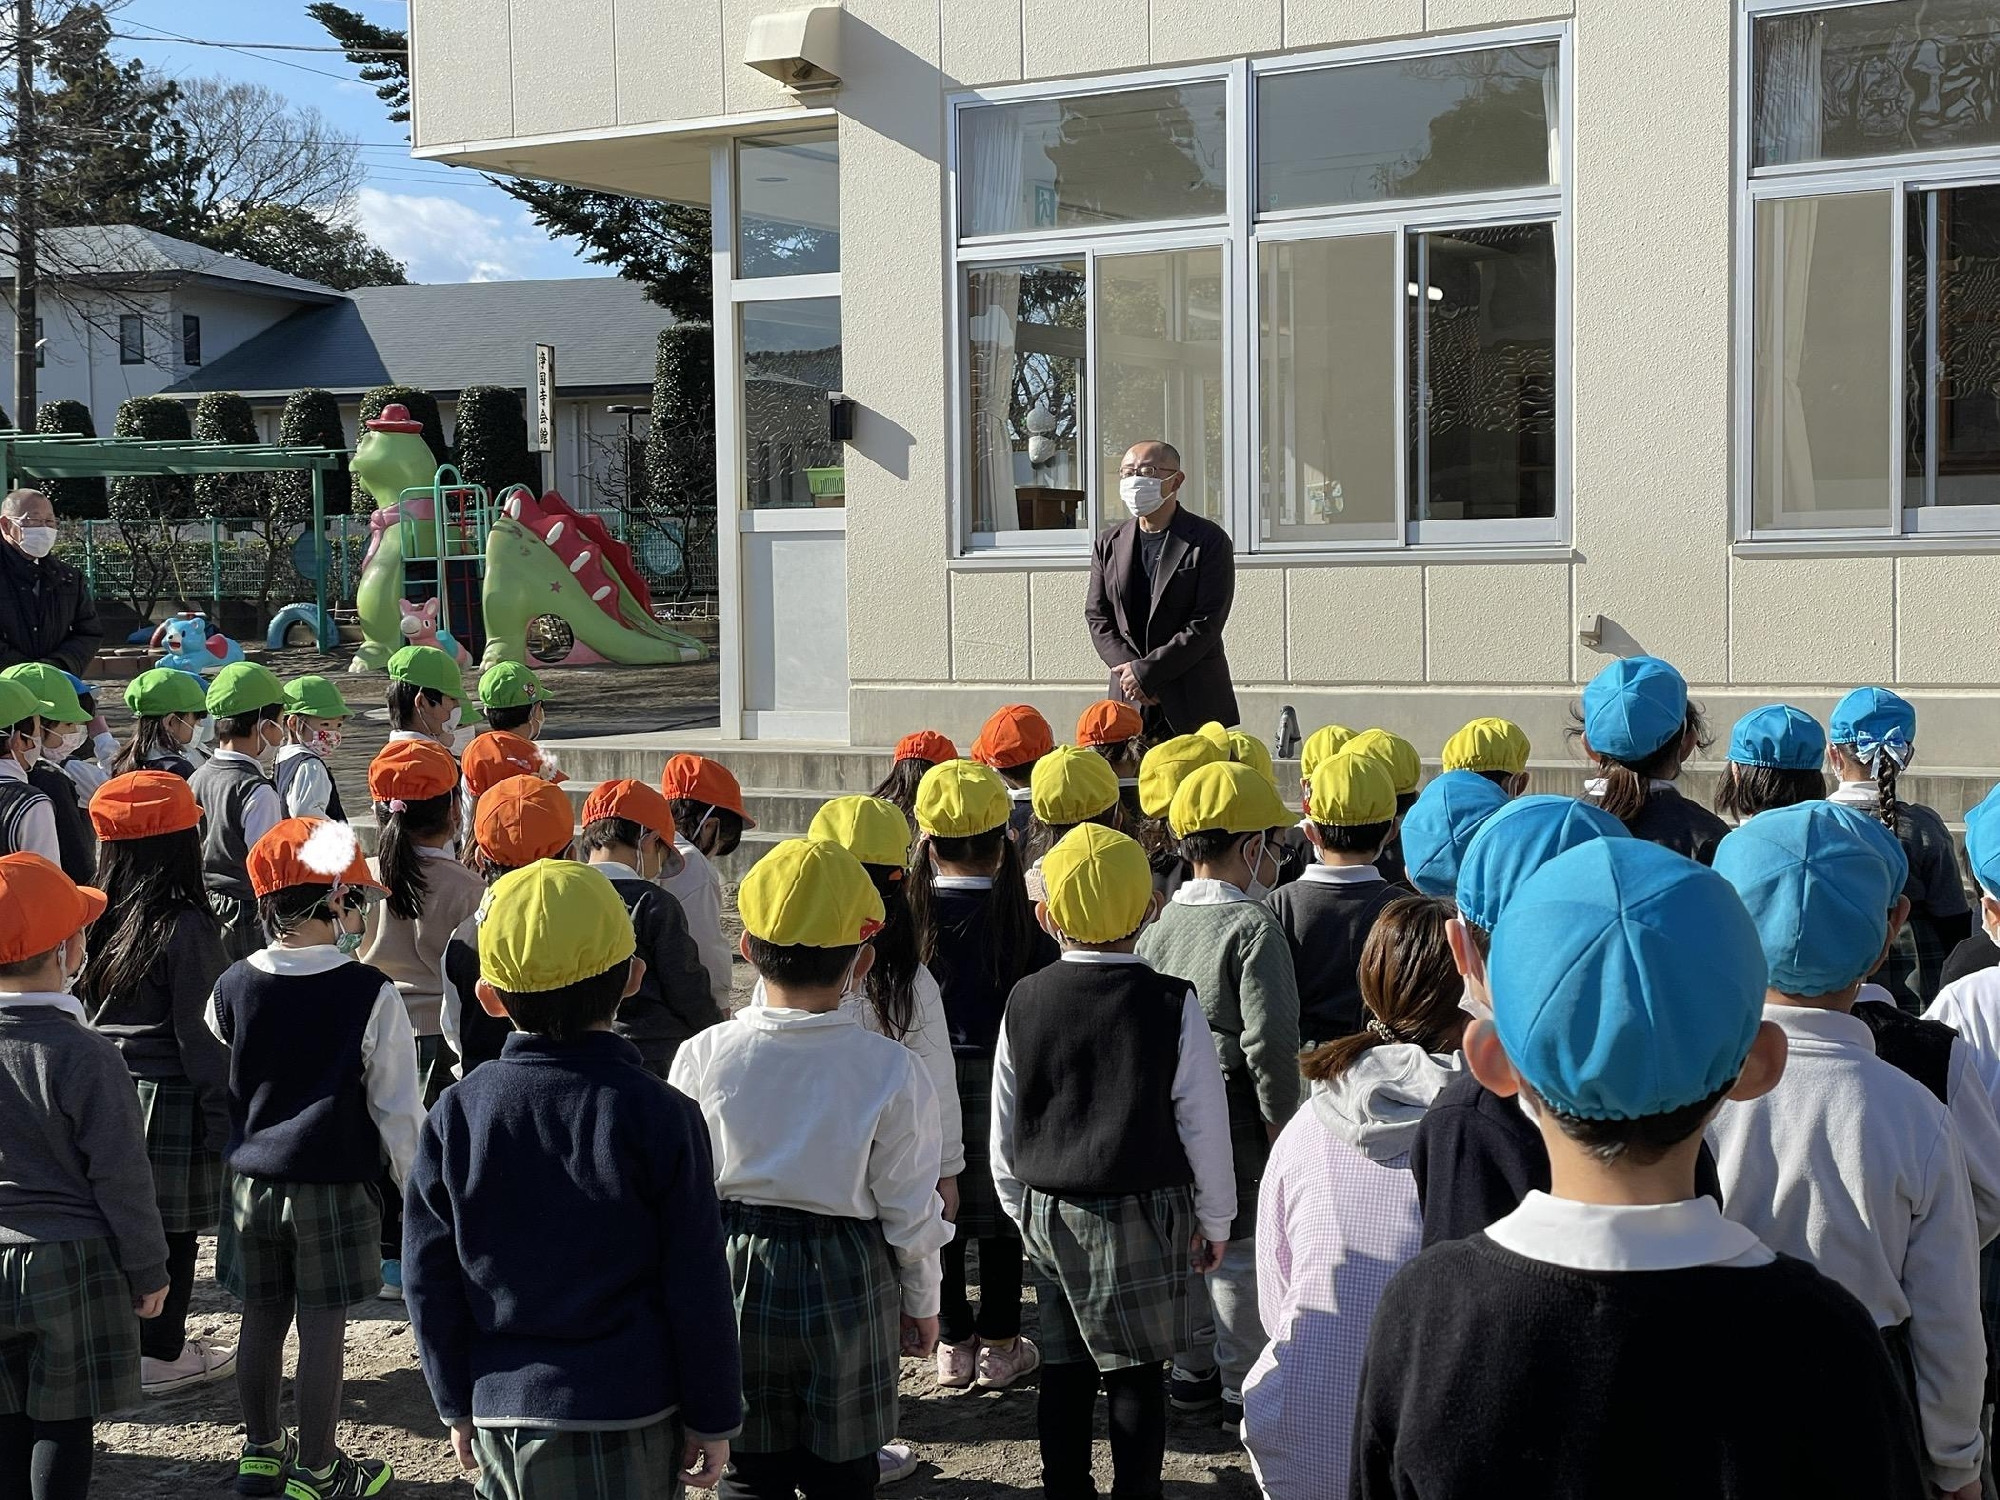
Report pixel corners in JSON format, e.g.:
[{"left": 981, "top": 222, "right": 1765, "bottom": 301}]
[
  {"left": 1084, "top": 440, "right": 1237, "bottom": 736},
  {"left": 0, "top": 488, "right": 101, "bottom": 675}
]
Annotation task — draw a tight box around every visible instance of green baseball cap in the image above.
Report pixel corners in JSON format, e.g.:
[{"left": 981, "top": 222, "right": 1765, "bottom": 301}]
[
  {"left": 0, "top": 675, "right": 53, "bottom": 728},
  {"left": 388, "top": 645, "right": 464, "bottom": 699},
  {"left": 478, "top": 660, "right": 552, "bottom": 710},
  {"left": 124, "top": 667, "right": 209, "bottom": 717},
  {"left": 205, "top": 661, "right": 285, "bottom": 718},
  {"left": 282, "top": 674, "right": 350, "bottom": 719},
  {"left": 1, "top": 663, "right": 87, "bottom": 723}
]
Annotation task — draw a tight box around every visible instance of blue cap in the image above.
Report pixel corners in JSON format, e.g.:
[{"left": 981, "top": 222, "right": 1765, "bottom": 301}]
[
  {"left": 1727, "top": 705, "right": 1826, "bottom": 772},
  {"left": 63, "top": 672, "right": 91, "bottom": 700},
  {"left": 1713, "top": 802, "right": 1900, "bottom": 997},
  {"left": 1456, "top": 795, "right": 1630, "bottom": 934},
  {"left": 1829, "top": 687, "right": 1916, "bottom": 761},
  {"left": 1966, "top": 783, "right": 2000, "bottom": 897},
  {"left": 1582, "top": 656, "right": 1689, "bottom": 763},
  {"left": 1401, "top": 770, "right": 1510, "bottom": 898},
  {"left": 1491, "top": 839, "right": 1766, "bottom": 1120}
]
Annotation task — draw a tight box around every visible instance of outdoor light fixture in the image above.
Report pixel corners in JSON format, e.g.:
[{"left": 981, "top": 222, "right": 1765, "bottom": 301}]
[{"left": 744, "top": 6, "right": 843, "bottom": 94}]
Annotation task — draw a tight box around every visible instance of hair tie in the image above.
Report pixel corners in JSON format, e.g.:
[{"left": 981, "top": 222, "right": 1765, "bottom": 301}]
[
  {"left": 388, "top": 798, "right": 409, "bottom": 814},
  {"left": 1365, "top": 1016, "right": 1404, "bottom": 1045}
]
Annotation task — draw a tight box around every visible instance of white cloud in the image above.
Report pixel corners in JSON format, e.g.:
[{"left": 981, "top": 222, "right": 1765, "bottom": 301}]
[{"left": 355, "top": 186, "right": 558, "bottom": 284}]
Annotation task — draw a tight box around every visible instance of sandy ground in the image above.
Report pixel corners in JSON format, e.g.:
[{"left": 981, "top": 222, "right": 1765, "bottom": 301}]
[{"left": 87, "top": 651, "right": 1259, "bottom": 1495}]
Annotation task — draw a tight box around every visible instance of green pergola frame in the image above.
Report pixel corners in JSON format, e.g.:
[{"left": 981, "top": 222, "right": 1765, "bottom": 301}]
[{"left": 0, "top": 431, "right": 350, "bottom": 651}]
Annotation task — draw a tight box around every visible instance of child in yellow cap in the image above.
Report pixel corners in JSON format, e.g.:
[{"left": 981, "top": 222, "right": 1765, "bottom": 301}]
[
  {"left": 1440, "top": 716, "right": 1532, "bottom": 797},
  {"left": 1024, "top": 744, "right": 1123, "bottom": 902},
  {"left": 990, "top": 823, "right": 1235, "bottom": 1500},
  {"left": 669, "top": 839, "right": 953, "bottom": 1495},
  {"left": 1133, "top": 732, "right": 1227, "bottom": 900},
  {"left": 406, "top": 861, "right": 740, "bottom": 1499},
  {"left": 906, "top": 759, "right": 1058, "bottom": 1395},
  {"left": 1136, "top": 761, "right": 1301, "bottom": 1419}
]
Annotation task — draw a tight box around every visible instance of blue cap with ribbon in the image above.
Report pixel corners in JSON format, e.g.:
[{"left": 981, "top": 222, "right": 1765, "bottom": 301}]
[
  {"left": 1828, "top": 687, "right": 1916, "bottom": 766},
  {"left": 1713, "top": 801, "right": 1900, "bottom": 998},
  {"left": 1727, "top": 705, "right": 1826, "bottom": 772},
  {"left": 1400, "top": 770, "right": 1510, "bottom": 899},
  {"left": 1456, "top": 794, "right": 1630, "bottom": 935},
  {"left": 1582, "top": 656, "right": 1689, "bottom": 763},
  {"left": 1966, "top": 783, "right": 2000, "bottom": 898},
  {"left": 1491, "top": 838, "right": 1767, "bottom": 1121}
]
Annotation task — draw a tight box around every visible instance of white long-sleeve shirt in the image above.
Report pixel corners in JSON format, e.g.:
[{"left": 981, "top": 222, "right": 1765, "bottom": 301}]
[
  {"left": 275, "top": 743, "right": 336, "bottom": 819},
  {"left": 0, "top": 756, "right": 59, "bottom": 865},
  {"left": 1708, "top": 1004, "right": 1985, "bottom": 1493},
  {"left": 669, "top": 1002, "right": 953, "bottom": 1317},
  {"left": 664, "top": 837, "right": 732, "bottom": 1014},
  {"left": 989, "top": 950, "right": 1237, "bottom": 1243},
  {"left": 204, "top": 944, "right": 426, "bottom": 1189}
]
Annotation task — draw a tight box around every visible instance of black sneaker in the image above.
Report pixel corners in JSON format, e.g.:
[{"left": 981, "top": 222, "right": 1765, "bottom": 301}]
[
  {"left": 283, "top": 1453, "right": 393, "bottom": 1499},
  {"left": 1169, "top": 1368, "right": 1222, "bottom": 1412},
  {"left": 1220, "top": 1388, "right": 1245, "bottom": 1432},
  {"left": 236, "top": 1432, "right": 296, "bottom": 1497}
]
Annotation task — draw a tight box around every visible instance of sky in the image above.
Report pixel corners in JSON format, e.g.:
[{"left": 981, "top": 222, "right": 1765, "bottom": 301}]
[{"left": 110, "top": 0, "right": 606, "bottom": 284}]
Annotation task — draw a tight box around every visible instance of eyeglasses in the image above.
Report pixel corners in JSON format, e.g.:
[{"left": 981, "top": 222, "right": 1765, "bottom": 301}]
[{"left": 1119, "top": 464, "right": 1178, "bottom": 478}]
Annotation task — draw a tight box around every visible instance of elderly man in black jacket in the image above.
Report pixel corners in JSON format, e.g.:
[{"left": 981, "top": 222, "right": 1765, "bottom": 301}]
[
  {"left": 0, "top": 488, "right": 101, "bottom": 675},
  {"left": 1084, "top": 440, "right": 1238, "bottom": 737}
]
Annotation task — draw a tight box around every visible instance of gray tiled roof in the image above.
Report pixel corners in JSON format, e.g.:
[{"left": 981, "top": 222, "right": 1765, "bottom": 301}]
[
  {"left": 6, "top": 224, "right": 344, "bottom": 300},
  {"left": 163, "top": 277, "right": 678, "bottom": 399}
]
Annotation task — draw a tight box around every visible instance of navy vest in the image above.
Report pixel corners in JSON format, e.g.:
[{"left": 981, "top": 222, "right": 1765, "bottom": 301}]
[
  {"left": 274, "top": 749, "right": 345, "bottom": 822},
  {"left": 27, "top": 760, "right": 95, "bottom": 883},
  {"left": 0, "top": 774, "right": 49, "bottom": 857}
]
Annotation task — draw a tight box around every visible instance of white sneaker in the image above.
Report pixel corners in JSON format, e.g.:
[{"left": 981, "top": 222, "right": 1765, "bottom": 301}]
[
  {"left": 140, "top": 1336, "right": 237, "bottom": 1395},
  {"left": 877, "top": 1443, "right": 920, "bottom": 1486},
  {"left": 974, "top": 1335, "right": 1041, "bottom": 1390}
]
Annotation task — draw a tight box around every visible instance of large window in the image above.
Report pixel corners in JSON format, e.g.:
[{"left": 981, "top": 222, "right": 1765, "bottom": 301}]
[
  {"left": 118, "top": 315, "right": 142, "bottom": 365},
  {"left": 1742, "top": 0, "right": 2000, "bottom": 538},
  {"left": 738, "top": 131, "right": 839, "bottom": 278},
  {"left": 742, "top": 298, "right": 843, "bottom": 508},
  {"left": 952, "top": 32, "right": 1568, "bottom": 555}
]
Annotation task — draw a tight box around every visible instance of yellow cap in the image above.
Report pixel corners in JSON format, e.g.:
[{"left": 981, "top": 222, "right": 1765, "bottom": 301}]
[
  {"left": 1137, "top": 733, "right": 1226, "bottom": 820},
  {"left": 478, "top": 860, "right": 636, "bottom": 994},
  {"left": 1307, "top": 748, "right": 1397, "bottom": 828},
  {"left": 1042, "top": 824, "right": 1153, "bottom": 944},
  {"left": 1299, "top": 723, "right": 1357, "bottom": 784},
  {"left": 1168, "top": 760, "right": 1294, "bottom": 838},
  {"left": 1345, "top": 728, "right": 1422, "bottom": 796},
  {"left": 1442, "top": 717, "right": 1530, "bottom": 776},
  {"left": 808, "top": 795, "right": 912, "bottom": 870},
  {"left": 914, "top": 759, "right": 1011, "bottom": 839},
  {"left": 1226, "top": 729, "right": 1276, "bottom": 789},
  {"left": 1195, "top": 721, "right": 1233, "bottom": 756},
  {"left": 1031, "top": 744, "right": 1119, "bottom": 827},
  {"left": 739, "top": 838, "right": 886, "bottom": 948}
]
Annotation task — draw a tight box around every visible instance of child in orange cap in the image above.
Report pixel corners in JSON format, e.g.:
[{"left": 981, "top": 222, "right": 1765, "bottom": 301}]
[
  {"left": 1077, "top": 699, "right": 1148, "bottom": 820},
  {"left": 0, "top": 852, "right": 168, "bottom": 1500},
  {"left": 871, "top": 730, "right": 958, "bottom": 829},
  {"left": 442, "top": 775, "right": 577, "bottom": 1078},
  {"left": 581, "top": 778, "right": 720, "bottom": 1071},
  {"left": 206, "top": 818, "right": 422, "bottom": 1499},
  {"left": 76, "top": 772, "right": 236, "bottom": 1398},
  {"left": 972, "top": 704, "right": 1055, "bottom": 842},
  {"left": 357, "top": 740, "right": 485, "bottom": 1302},
  {"left": 661, "top": 754, "right": 756, "bottom": 1017}
]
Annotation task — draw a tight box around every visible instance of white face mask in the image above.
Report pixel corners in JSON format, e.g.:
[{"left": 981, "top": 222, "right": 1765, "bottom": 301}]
[
  {"left": 442, "top": 706, "right": 463, "bottom": 733},
  {"left": 12, "top": 525, "right": 56, "bottom": 559},
  {"left": 45, "top": 727, "right": 85, "bottom": 763},
  {"left": 191, "top": 715, "right": 216, "bottom": 748},
  {"left": 1119, "top": 475, "right": 1166, "bottom": 518},
  {"left": 1242, "top": 833, "right": 1276, "bottom": 903}
]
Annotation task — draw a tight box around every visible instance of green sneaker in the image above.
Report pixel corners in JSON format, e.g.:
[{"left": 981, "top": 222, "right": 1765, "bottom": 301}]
[
  {"left": 236, "top": 1432, "right": 296, "bottom": 1496},
  {"left": 283, "top": 1453, "right": 393, "bottom": 1500}
]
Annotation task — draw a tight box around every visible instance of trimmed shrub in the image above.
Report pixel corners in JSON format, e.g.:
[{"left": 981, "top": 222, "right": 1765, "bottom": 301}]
[
  {"left": 108, "top": 397, "right": 194, "bottom": 521},
  {"left": 643, "top": 324, "right": 716, "bottom": 602},
  {"left": 34, "top": 399, "right": 105, "bottom": 518},
  {"left": 358, "top": 384, "right": 450, "bottom": 470},
  {"left": 191, "top": 392, "right": 266, "bottom": 520},
  {"left": 276, "top": 388, "right": 351, "bottom": 519},
  {"left": 453, "top": 385, "right": 539, "bottom": 499}
]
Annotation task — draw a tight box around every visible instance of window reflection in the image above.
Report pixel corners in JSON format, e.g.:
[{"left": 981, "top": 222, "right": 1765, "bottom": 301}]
[
  {"left": 743, "top": 299, "right": 843, "bottom": 509},
  {"left": 967, "top": 261, "right": 1086, "bottom": 532}
]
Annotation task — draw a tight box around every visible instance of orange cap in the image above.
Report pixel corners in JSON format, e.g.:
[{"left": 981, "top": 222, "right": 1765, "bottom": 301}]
[
  {"left": 247, "top": 818, "right": 384, "bottom": 898},
  {"left": 1076, "top": 699, "right": 1143, "bottom": 748},
  {"left": 581, "top": 778, "right": 676, "bottom": 842},
  {"left": 462, "top": 731, "right": 566, "bottom": 799},
  {"left": 0, "top": 853, "right": 106, "bottom": 963},
  {"left": 90, "top": 770, "right": 201, "bottom": 841},
  {"left": 971, "top": 703, "right": 1053, "bottom": 770},
  {"left": 474, "top": 776, "right": 576, "bottom": 867},
  {"left": 895, "top": 730, "right": 957, "bottom": 766},
  {"left": 368, "top": 739, "right": 460, "bottom": 806},
  {"left": 660, "top": 754, "right": 756, "bottom": 828}
]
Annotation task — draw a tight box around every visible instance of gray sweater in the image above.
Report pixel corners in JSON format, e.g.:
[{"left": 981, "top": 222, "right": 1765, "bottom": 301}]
[{"left": 0, "top": 1000, "right": 169, "bottom": 1292}]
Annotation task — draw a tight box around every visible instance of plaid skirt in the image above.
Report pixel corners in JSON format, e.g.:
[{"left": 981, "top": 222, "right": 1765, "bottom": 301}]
[
  {"left": 1020, "top": 1185, "right": 1195, "bottom": 1372},
  {"left": 951, "top": 1051, "right": 1017, "bottom": 1243},
  {"left": 216, "top": 1174, "right": 381, "bottom": 1312},
  {"left": 473, "top": 1417, "right": 686, "bottom": 1500},
  {"left": 0, "top": 1238, "right": 141, "bottom": 1420},
  {"left": 722, "top": 1201, "right": 899, "bottom": 1463},
  {"left": 134, "top": 1077, "right": 223, "bottom": 1233}
]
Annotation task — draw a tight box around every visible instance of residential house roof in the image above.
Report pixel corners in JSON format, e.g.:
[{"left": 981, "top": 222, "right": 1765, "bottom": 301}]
[{"left": 3, "top": 224, "right": 346, "bottom": 302}]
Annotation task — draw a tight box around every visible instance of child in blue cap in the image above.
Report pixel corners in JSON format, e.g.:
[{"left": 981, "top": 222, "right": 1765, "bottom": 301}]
[
  {"left": 1354, "top": 838, "right": 1916, "bottom": 1499},
  {"left": 1408, "top": 795, "right": 1723, "bottom": 1245},
  {"left": 1714, "top": 704, "right": 1827, "bottom": 823},
  {"left": 1575, "top": 655, "right": 1729, "bottom": 863},
  {"left": 1710, "top": 801, "right": 1986, "bottom": 1498},
  {"left": 1395, "top": 771, "right": 1508, "bottom": 901},
  {"left": 1829, "top": 686, "right": 1972, "bottom": 1006}
]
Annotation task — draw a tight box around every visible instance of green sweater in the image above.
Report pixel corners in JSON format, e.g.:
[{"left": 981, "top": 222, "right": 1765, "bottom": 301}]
[{"left": 1138, "top": 883, "right": 1301, "bottom": 1124}]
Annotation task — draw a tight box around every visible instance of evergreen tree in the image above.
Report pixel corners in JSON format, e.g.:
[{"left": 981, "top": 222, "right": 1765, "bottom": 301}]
[
  {"left": 107, "top": 396, "right": 194, "bottom": 619},
  {"left": 452, "top": 386, "right": 538, "bottom": 499},
  {"left": 645, "top": 327, "right": 717, "bottom": 601},
  {"left": 358, "top": 385, "right": 451, "bottom": 475},
  {"left": 190, "top": 393, "right": 264, "bottom": 520},
  {"left": 277, "top": 389, "right": 352, "bottom": 518},
  {"left": 33, "top": 399, "right": 104, "bottom": 518}
]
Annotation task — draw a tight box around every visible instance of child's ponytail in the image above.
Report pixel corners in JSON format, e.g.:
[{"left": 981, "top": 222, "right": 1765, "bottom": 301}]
[
  {"left": 860, "top": 863, "right": 919, "bottom": 1042},
  {"left": 375, "top": 790, "right": 455, "bottom": 921},
  {"left": 1302, "top": 895, "right": 1463, "bottom": 1083},
  {"left": 1571, "top": 703, "right": 1711, "bottom": 828},
  {"left": 908, "top": 823, "right": 1036, "bottom": 997},
  {"left": 1874, "top": 754, "right": 1903, "bottom": 835}
]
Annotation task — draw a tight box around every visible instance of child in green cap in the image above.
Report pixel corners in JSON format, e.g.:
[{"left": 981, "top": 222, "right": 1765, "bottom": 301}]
[
  {"left": 3, "top": 662, "right": 97, "bottom": 883},
  {"left": 276, "top": 676, "right": 351, "bottom": 822},
  {"left": 475, "top": 660, "right": 550, "bottom": 740},
  {"left": 0, "top": 674, "right": 58, "bottom": 863},
  {"left": 188, "top": 663, "right": 287, "bottom": 960},
  {"left": 385, "top": 646, "right": 463, "bottom": 750},
  {"left": 114, "top": 667, "right": 210, "bottom": 781}
]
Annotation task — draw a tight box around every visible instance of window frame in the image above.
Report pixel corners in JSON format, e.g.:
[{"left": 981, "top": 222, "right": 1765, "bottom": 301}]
[
  {"left": 118, "top": 314, "right": 143, "bottom": 366},
  {"left": 1734, "top": 0, "right": 2000, "bottom": 542},
  {"left": 945, "top": 25, "right": 1573, "bottom": 560},
  {"left": 181, "top": 313, "right": 201, "bottom": 368}
]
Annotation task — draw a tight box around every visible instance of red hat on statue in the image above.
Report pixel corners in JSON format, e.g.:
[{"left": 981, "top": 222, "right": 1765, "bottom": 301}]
[{"left": 366, "top": 403, "right": 425, "bottom": 434}]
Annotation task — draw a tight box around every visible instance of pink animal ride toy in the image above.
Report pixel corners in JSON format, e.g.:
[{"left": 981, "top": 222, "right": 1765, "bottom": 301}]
[{"left": 398, "top": 596, "right": 475, "bottom": 673}]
